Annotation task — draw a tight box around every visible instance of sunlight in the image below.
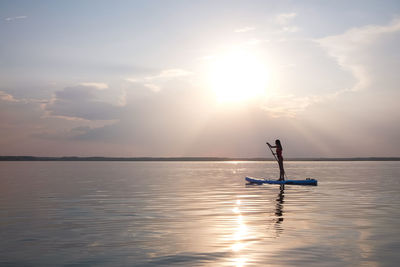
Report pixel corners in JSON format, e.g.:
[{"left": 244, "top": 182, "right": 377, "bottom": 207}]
[
  {"left": 229, "top": 199, "right": 249, "bottom": 266},
  {"left": 233, "top": 257, "right": 247, "bottom": 267},
  {"left": 208, "top": 49, "right": 269, "bottom": 103},
  {"left": 231, "top": 199, "right": 248, "bottom": 251}
]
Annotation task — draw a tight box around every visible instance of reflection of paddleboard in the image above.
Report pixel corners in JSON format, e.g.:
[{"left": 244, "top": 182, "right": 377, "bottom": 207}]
[{"left": 245, "top": 177, "right": 317, "bottom": 186}]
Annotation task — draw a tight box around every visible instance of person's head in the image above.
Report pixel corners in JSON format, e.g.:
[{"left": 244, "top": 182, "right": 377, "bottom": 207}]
[{"left": 275, "top": 139, "right": 282, "bottom": 148}]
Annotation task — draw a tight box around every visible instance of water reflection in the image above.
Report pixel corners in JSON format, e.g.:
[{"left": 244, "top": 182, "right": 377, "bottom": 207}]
[
  {"left": 3, "top": 161, "right": 398, "bottom": 266},
  {"left": 231, "top": 199, "right": 248, "bottom": 266},
  {"left": 229, "top": 185, "right": 286, "bottom": 266},
  {"left": 274, "top": 185, "right": 285, "bottom": 236}
]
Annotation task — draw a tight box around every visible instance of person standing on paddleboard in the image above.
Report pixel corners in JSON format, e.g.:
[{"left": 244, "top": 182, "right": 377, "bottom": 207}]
[{"left": 267, "top": 139, "right": 285, "bottom": 181}]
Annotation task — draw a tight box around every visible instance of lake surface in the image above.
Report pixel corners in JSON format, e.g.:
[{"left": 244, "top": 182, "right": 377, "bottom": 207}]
[{"left": 1, "top": 161, "right": 399, "bottom": 266}]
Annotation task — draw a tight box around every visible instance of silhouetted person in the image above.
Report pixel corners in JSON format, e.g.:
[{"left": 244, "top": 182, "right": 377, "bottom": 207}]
[{"left": 267, "top": 139, "right": 285, "bottom": 180}]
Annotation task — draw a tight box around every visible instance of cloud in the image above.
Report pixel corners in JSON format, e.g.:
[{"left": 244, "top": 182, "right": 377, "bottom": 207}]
[
  {"left": 124, "top": 78, "right": 139, "bottom": 83},
  {"left": 144, "top": 83, "right": 161, "bottom": 92},
  {"left": 247, "top": 18, "right": 400, "bottom": 119},
  {"left": 4, "top": 15, "right": 27, "bottom": 22},
  {"left": 0, "top": 90, "right": 47, "bottom": 105},
  {"left": 45, "top": 85, "right": 123, "bottom": 120},
  {"left": 125, "top": 68, "right": 192, "bottom": 93},
  {"left": 146, "top": 68, "right": 192, "bottom": 80},
  {"left": 289, "top": 18, "right": 400, "bottom": 156},
  {"left": 271, "top": 12, "right": 301, "bottom": 34},
  {"left": 318, "top": 18, "right": 400, "bottom": 92},
  {"left": 125, "top": 68, "right": 192, "bottom": 83},
  {"left": 2, "top": 15, "right": 399, "bottom": 157},
  {"left": 64, "top": 82, "right": 214, "bottom": 142},
  {"left": 282, "top": 26, "right": 300, "bottom": 33},
  {"left": 235, "top": 26, "right": 255, "bottom": 33},
  {"left": 274, "top": 13, "right": 297, "bottom": 25},
  {"left": 79, "top": 82, "right": 109, "bottom": 90},
  {"left": 0, "top": 91, "right": 18, "bottom": 102}
]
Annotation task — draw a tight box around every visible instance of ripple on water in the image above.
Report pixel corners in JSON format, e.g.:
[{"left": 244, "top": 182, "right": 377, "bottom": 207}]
[{"left": 0, "top": 161, "right": 399, "bottom": 266}]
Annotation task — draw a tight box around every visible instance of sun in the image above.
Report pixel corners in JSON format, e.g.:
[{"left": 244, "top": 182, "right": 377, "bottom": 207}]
[{"left": 208, "top": 49, "right": 269, "bottom": 103}]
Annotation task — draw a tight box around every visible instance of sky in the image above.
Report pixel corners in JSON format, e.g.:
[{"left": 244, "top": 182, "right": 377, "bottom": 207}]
[{"left": 1, "top": 0, "right": 400, "bottom": 158}]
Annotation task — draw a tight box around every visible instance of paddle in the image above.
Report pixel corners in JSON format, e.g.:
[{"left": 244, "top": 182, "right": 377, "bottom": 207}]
[
  {"left": 266, "top": 142, "right": 287, "bottom": 180},
  {"left": 266, "top": 142, "right": 279, "bottom": 162}
]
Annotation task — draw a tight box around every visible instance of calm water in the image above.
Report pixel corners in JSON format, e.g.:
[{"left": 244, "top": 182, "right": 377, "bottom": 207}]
[{"left": 1, "top": 161, "right": 399, "bottom": 266}]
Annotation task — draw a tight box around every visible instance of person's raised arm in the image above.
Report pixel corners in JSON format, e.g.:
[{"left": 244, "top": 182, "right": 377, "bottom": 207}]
[{"left": 266, "top": 142, "right": 277, "bottom": 148}]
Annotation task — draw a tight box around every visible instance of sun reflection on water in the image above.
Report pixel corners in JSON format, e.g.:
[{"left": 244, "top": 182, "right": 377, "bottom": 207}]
[
  {"left": 230, "top": 198, "right": 248, "bottom": 266},
  {"left": 233, "top": 257, "right": 247, "bottom": 267}
]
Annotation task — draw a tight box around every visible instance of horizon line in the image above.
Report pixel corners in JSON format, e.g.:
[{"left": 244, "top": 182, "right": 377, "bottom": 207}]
[{"left": 1, "top": 156, "right": 399, "bottom": 161}]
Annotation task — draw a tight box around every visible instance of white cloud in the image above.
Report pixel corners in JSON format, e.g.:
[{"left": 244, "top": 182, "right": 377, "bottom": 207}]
[
  {"left": 0, "top": 91, "right": 18, "bottom": 102},
  {"left": 0, "top": 90, "right": 46, "bottom": 104},
  {"left": 80, "top": 82, "right": 109, "bottom": 90},
  {"left": 318, "top": 18, "right": 400, "bottom": 92},
  {"left": 159, "top": 68, "right": 192, "bottom": 78},
  {"left": 235, "top": 26, "right": 255, "bottom": 33},
  {"left": 125, "top": 68, "right": 192, "bottom": 92},
  {"left": 282, "top": 26, "right": 300, "bottom": 33},
  {"left": 126, "top": 68, "right": 192, "bottom": 83},
  {"left": 271, "top": 13, "right": 301, "bottom": 34},
  {"left": 144, "top": 83, "right": 161, "bottom": 92},
  {"left": 147, "top": 68, "right": 192, "bottom": 80},
  {"left": 4, "top": 16, "right": 27, "bottom": 22},
  {"left": 274, "top": 13, "right": 297, "bottom": 25},
  {"left": 124, "top": 78, "right": 139, "bottom": 83}
]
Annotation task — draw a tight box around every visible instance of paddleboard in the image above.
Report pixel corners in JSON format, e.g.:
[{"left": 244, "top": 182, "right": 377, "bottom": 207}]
[{"left": 245, "top": 176, "right": 317, "bottom": 186}]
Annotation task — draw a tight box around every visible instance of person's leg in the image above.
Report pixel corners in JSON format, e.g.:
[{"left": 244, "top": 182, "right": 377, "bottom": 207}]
[{"left": 278, "top": 160, "right": 285, "bottom": 180}]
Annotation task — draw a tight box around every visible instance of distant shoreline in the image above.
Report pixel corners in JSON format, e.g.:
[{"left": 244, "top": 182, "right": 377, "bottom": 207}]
[{"left": 1, "top": 156, "right": 399, "bottom": 161}]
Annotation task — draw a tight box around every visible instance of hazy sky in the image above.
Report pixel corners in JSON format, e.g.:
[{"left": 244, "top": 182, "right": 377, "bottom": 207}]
[{"left": 1, "top": 0, "right": 400, "bottom": 157}]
